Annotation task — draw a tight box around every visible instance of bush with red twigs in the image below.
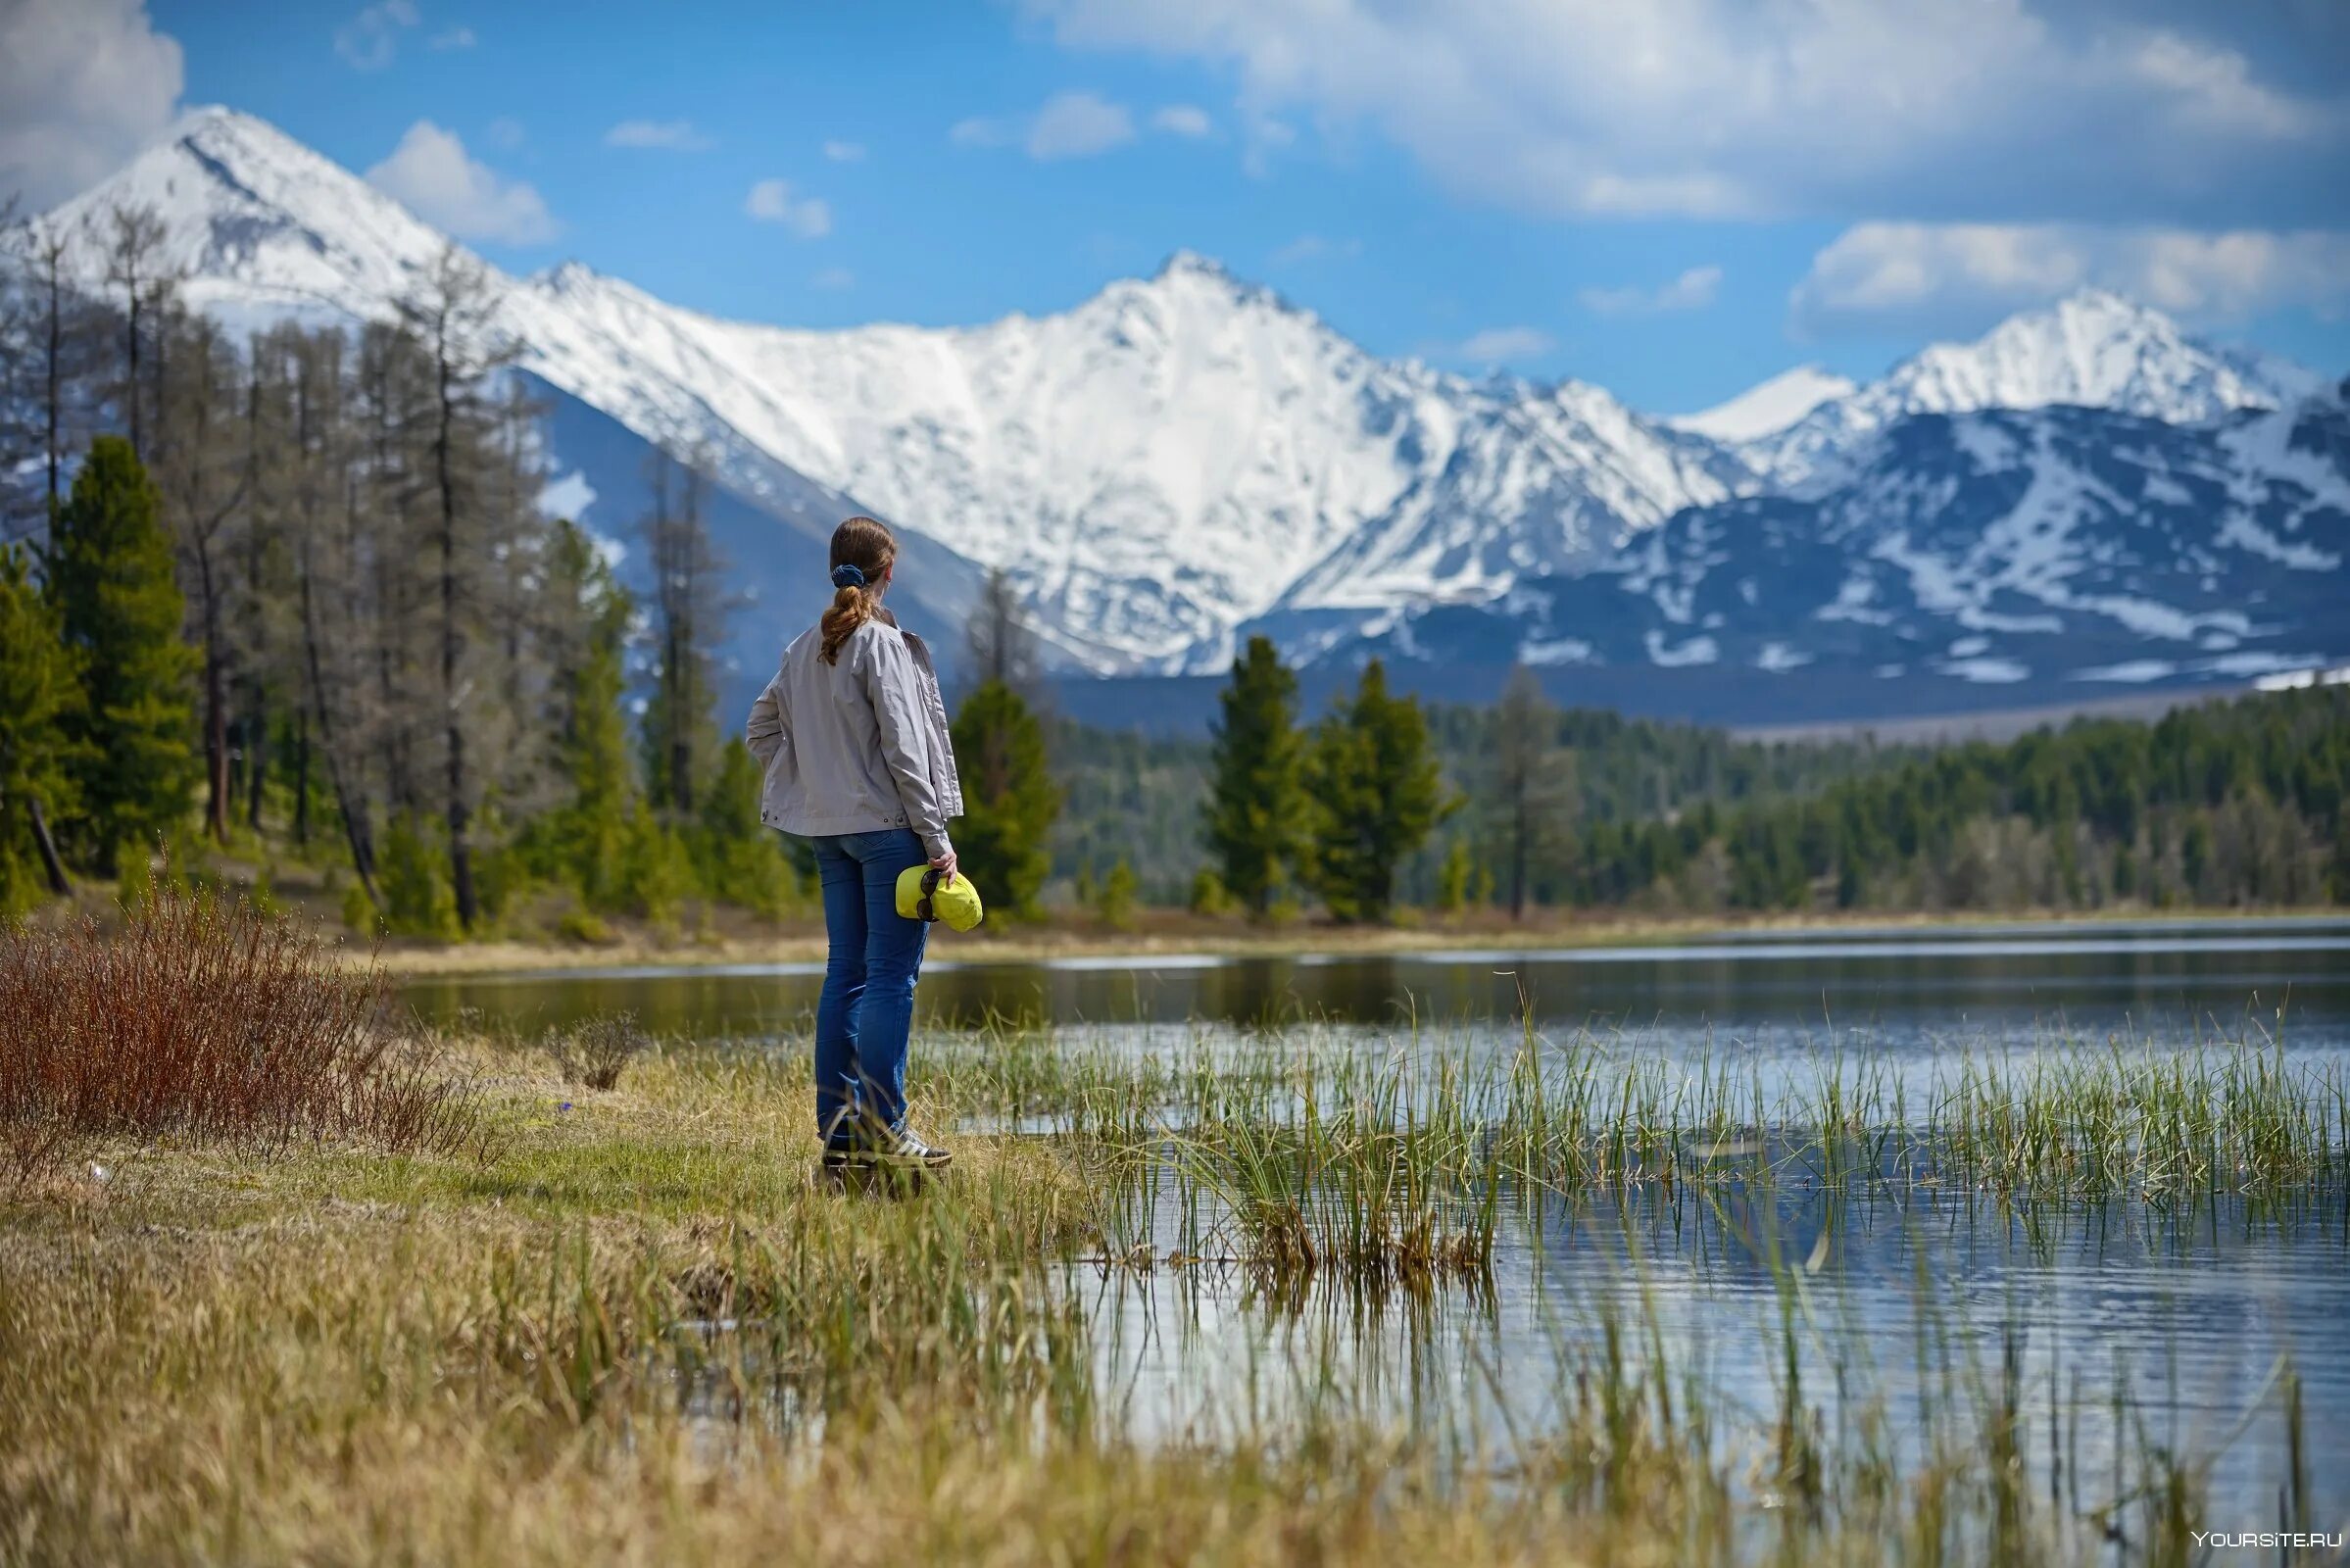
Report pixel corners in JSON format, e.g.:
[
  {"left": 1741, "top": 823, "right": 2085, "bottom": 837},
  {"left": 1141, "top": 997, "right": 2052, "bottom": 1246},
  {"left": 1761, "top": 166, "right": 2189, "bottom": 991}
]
[{"left": 0, "top": 890, "right": 476, "bottom": 1177}]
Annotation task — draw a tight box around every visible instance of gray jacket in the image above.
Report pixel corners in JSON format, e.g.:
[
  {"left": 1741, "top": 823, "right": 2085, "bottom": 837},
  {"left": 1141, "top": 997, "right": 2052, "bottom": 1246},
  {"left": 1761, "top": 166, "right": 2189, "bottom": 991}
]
[{"left": 744, "top": 613, "right": 963, "bottom": 858}]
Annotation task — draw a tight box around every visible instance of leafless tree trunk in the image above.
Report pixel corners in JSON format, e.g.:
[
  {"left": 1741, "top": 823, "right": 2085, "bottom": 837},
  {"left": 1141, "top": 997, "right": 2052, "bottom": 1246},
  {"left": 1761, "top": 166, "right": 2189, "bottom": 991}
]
[{"left": 100, "top": 203, "right": 166, "bottom": 461}]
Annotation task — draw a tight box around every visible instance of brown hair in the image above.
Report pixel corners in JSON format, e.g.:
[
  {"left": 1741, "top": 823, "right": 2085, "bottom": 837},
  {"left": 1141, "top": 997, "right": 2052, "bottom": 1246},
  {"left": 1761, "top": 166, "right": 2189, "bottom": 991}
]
[{"left": 819, "top": 515, "right": 898, "bottom": 664}]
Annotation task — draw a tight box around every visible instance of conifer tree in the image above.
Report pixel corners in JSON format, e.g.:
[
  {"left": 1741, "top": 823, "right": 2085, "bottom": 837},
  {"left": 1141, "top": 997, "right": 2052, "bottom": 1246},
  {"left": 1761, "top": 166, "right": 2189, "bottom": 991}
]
[
  {"left": 1302, "top": 660, "right": 1446, "bottom": 923},
  {"left": 1488, "top": 663, "right": 1576, "bottom": 918},
  {"left": 1202, "top": 635, "right": 1305, "bottom": 915},
  {"left": 538, "top": 520, "right": 633, "bottom": 907},
  {"left": 696, "top": 737, "right": 796, "bottom": 919},
  {"left": 0, "top": 546, "right": 80, "bottom": 911},
  {"left": 48, "top": 436, "right": 196, "bottom": 871},
  {"left": 950, "top": 678, "right": 1057, "bottom": 916}
]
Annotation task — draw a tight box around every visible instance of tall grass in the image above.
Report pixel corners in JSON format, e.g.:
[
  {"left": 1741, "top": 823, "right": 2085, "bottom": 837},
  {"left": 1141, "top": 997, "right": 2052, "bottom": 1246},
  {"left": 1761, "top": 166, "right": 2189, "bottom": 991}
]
[
  {"left": 0, "top": 889, "right": 475, "bottom": 1173},
  {"left": 5, "top": 995, "right": 2345, "bottom": 1562}
]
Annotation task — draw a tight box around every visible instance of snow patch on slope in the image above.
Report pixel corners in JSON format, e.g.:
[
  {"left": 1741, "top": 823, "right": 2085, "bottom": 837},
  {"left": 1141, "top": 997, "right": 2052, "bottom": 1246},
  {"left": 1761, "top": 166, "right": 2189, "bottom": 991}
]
[{"left": 1672, "top": 365, "right": 1856, "bottom": 443}]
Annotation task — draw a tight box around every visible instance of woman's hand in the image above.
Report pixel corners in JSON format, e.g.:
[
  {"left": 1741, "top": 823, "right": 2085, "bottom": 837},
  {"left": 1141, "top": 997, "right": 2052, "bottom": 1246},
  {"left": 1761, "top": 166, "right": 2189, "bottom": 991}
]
[{"left": 929, "top": 849, "right": 958, "bottom": 886}]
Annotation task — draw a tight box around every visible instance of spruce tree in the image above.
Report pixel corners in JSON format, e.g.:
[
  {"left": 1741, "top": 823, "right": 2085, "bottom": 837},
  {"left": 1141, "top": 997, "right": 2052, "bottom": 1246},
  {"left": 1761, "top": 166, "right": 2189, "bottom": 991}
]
[
  {"left": 540, "top": 521, "right": 633, "bottom": 908},
  {"left": 1202, "top": 635, "right": 1305, "bottom": 915},
  {"left": 696, "top": 737, "right": 797, "bottom": 920},
  {"left": 1302, "top": 661, "right": 1446, "bottom": 923},
  {"left": 950, "top": 678, "right": 1057, "bottom": 916},
  {"left": 48, "top": 436, "right": 196, "bottom": 871},
  {"left": 0, "top": 546, "right": 81, "bottom": 913}
]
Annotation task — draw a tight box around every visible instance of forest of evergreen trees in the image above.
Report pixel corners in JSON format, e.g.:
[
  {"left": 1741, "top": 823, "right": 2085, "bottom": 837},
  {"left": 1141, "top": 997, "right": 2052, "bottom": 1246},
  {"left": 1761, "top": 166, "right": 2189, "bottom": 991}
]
[{"left": 5, "top": 202, "right": 2345, "bottom": 936}]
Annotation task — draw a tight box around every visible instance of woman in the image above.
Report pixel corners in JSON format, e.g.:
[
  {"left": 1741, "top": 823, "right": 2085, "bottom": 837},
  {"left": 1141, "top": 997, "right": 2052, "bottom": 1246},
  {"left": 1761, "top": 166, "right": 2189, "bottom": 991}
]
[{"left": 745, "top": 516, "right": 963, "bottom": 1170}]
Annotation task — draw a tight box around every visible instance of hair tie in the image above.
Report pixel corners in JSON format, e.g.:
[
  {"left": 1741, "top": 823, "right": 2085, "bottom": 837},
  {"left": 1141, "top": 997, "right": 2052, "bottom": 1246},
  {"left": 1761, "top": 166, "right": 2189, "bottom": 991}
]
[{"left": 831, "top": 563, "right": 867, "bottom": 590}]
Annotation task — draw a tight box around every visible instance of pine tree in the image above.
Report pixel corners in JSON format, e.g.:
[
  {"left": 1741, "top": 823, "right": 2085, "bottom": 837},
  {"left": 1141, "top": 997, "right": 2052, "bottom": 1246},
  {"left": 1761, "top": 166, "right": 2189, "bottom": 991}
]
[
  {"left": 696, "top": 737, "right": 797, "bottom": 920},
  {"left": 0, "top": 546, "right": 81, "bottom": 913},
  {"left": 1202, "top": 635, "right": 1305, "bottom": 915},
  {"left": 1095, "top": 856, "right": 1138, "bottom": 930},
  {"left": 950, "top": 678, "right": 1057, "bottom": 916},
  {"left": 537, "top": 520, "right": 633, "bottom": 907},
  {"left": 1488, "top": 663, "right": 1575, "bottom": 918},
  {"left": 48, "top": 436, "right": 196, "bottom": 871},
  {"left": 1436, "top": 837, "right": 1472, "bottom": 914},
  {"left": 1302, "top": 661, "right": 1447, "bottom": 923}
]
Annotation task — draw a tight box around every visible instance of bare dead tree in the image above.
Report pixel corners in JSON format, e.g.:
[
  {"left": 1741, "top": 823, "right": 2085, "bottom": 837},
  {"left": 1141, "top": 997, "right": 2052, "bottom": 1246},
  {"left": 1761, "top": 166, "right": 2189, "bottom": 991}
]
[
  {"left": 98, "top": 203, "right": 168, "bottom": 461},
  {"left": 399, "top": 244, "right": 513, "bottom": 930}
]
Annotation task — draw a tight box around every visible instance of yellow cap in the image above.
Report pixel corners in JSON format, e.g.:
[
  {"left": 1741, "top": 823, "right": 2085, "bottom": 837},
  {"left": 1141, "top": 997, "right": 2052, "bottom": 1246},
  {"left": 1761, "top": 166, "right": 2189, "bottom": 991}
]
[{"left": 895, "top": 863, "right": 985, "bottom": 932}]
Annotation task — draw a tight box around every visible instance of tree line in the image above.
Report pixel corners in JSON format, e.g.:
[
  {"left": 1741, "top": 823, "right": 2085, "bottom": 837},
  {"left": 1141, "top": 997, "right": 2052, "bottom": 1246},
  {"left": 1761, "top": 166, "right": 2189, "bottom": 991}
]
[
  {"left": 1183, "top": 640, "right": 2349, "bottom": 921},
  {"left": 0, "top": 207, "right": 790, "bottom": 934}
]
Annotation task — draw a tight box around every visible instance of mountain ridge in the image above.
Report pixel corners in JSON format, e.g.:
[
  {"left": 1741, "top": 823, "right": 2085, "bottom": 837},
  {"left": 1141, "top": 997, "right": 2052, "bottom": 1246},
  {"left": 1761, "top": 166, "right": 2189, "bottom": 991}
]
[{"left": 31, "top": 105, "right": 2345, "bottom": 710}]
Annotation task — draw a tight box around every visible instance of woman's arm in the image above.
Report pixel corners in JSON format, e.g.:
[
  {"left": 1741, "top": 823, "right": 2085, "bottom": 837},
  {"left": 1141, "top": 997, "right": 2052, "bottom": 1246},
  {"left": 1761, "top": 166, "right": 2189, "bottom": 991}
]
[
  {"left": 745, "top": 672, "right": 788, "bottom": 766},
  {"left": 860, "top": 634, "right": 954, "bottom": 861}
]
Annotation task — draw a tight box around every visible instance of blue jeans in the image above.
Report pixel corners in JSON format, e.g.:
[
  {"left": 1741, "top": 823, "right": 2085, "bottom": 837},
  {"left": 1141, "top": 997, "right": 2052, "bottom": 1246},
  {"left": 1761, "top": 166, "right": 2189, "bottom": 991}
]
[{"left": 808, "top": 828, "right": 930, "bottom": 1143}]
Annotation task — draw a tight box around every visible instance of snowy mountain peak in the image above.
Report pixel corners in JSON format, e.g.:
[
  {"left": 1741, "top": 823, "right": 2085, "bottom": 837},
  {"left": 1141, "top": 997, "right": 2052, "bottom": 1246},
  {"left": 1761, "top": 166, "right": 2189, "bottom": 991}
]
[
  {"left": 47, "top": 101, "right": 448, "bottom": 330},
  {"left": 1153, "top": 248, "right": 1234, "bottom": 281},
  {"left": 1672, "top": 365, "right": 1859, "bottom": 443},
  {"left": 1889, "top": 287, "right": 2282, "bottom": 422},
  {"left": 1750, "top": 288, "right": 2319, "bottom": 486}
]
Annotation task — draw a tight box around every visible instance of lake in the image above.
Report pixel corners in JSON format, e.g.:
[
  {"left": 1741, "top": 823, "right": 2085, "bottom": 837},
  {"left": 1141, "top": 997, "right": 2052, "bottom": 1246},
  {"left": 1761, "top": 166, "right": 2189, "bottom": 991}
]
[{"left": 402, "top": 917, "right": 2350, "bottom": 1533}]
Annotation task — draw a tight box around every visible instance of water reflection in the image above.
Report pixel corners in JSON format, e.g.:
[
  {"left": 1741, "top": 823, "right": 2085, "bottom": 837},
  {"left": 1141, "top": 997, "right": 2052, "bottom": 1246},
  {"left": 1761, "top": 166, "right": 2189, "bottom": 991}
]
[{"left": 400, "top": 917, "right": 2350, "bottom": 1054}]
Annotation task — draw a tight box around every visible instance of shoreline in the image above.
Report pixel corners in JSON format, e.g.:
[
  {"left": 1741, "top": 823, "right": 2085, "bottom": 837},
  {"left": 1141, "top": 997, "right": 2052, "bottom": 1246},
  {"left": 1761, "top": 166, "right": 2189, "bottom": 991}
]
[{"left": 356, "top": 905, "right": 2345, "bottom": 978}]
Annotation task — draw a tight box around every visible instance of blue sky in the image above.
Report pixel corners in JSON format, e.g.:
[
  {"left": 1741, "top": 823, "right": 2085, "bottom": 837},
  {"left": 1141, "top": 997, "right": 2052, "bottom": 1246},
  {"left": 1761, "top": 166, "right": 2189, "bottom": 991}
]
[{"left": 13, "top": 0, "right": 2350, "bottom": 413}]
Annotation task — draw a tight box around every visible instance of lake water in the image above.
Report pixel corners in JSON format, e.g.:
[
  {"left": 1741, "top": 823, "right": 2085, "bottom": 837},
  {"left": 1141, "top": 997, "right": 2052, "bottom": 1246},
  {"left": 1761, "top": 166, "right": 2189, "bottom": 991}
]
[
  {"left": 402, "top": 915, "right": 2350, "bottom": 1053},
  {"left": 403, "top": 918, "right": 2350, "bottom": 1533}
]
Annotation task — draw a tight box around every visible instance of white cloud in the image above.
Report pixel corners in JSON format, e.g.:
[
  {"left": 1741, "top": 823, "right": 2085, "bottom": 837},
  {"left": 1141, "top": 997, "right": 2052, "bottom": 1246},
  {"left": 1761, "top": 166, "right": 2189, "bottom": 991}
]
[
  {"left": 0, "top": 0, "right": 183, "bottom": 208},
  {"left": 604, "top": 119, "right": 713, "bottom": 152},
  {"left": 1579, "top": 265, "right": 1723, "bottom": 317},
  {"left": 744, "top": 178, "right": 831, "bottom": 238},
  {"left": 1025, "top": 90, "right": 1135, "bottom": 160},
  {"left": 334, "top": 0, "right": 416, "bottom": 71},
  {"left": 1270, "top": 233, "right": 1360, "bottom": 266},
  {"left": 366, "top": 120, "right": 557, "bottom": 243},
  {"left": 485, "top": 116, "right": 524, "bottom": 151},
  {"left": 1451, "top": 326, "right": 1555, "bottom": 365},
  {"left": 428, "top": 24, "right": 474, "bottom": 50},
  {"left": 1020, "top": 0, "right": 2347, "bottom": 225},
  {"left": 949, "top": 116, "right": 1010, "bottom": 149},
  {"left": 954, "top": 90, "right": 1136, "bottom": 161},
  {"left": 810, "top": 266, "right": 856, "bottom": 290},
  {"left": 1792, "top": 221, "right": 2350, "bottom": 332},
  {"left": 822, "top": 139, "right": 865, "bottom": 163},
  {"left": 1151, "top": 104, "right": 1212, "bottom": 138}
]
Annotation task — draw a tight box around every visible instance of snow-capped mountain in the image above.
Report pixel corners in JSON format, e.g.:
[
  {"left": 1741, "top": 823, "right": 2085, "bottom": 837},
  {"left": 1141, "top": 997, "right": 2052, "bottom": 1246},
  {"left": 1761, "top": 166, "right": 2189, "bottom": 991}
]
[
  {"left": 523, "top": 251, "right": 1472, "bottom": 668},
  {"left": 1337, "top": 388, "right": 2350, "bottom": 708},
  {"left": 1749, "top": 289, "right": 2322, "bottom": 486},
  {"left": 1255, "top": 378, "right": 1757, "bottom": 665},
  {"left": 33, "top": 106, "right": 2345, "bottom": 717},
  {"left": 1671, "top": 366, "right": 1857, "bottom": 443},
  {"left": 36, "top": 107, "right": 1750, "bottom": 674}
]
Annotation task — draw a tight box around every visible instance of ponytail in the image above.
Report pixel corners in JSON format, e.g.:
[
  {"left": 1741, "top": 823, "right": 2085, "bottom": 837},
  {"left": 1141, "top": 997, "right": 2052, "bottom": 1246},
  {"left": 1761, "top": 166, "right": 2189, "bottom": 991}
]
[{"left": 819, "top": 515, "right": 897, "bottom": 664}]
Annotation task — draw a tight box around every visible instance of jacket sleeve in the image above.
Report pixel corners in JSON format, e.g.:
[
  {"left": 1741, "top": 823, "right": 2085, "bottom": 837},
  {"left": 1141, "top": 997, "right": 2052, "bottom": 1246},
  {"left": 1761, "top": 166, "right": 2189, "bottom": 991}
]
[
  {"left": 860, "top": 633, "right": 954, "bottom": 859},
  {"left": 745, "top": 670, "right": 788, "bottom": 767}
]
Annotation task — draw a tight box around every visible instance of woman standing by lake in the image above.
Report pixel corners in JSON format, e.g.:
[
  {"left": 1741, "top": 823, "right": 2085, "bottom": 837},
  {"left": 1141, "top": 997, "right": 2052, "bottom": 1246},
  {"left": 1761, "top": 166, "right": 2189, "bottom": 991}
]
[{"left": 745, "top": 516, "right": 963, "bottom": 1170}]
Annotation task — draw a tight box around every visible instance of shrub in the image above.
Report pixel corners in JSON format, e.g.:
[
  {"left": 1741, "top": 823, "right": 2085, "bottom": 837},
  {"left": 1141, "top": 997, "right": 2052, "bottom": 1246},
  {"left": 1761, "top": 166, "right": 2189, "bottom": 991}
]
[
  {"left": 551, "top": 1012, "right": 651, "bottom": 1091},
  {"left": 0, "top": 889, "right": 476, "bottom": 1172},
  {"left": 555, "top": 906, "right": 616, "bottom": 946},
  {"left": 1189, "top": 867, "right": 1235, "bottom": 916}
]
